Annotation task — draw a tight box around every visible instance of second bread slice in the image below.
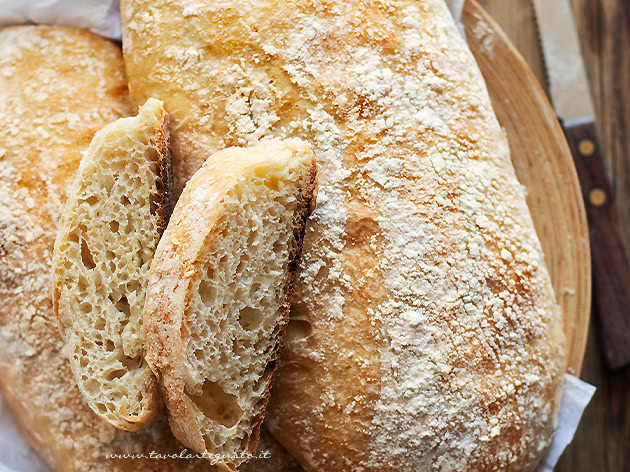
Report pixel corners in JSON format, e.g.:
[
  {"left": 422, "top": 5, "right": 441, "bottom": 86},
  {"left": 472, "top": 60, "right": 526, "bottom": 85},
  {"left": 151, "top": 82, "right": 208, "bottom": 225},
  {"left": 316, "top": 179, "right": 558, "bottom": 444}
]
[
  {"left": 52, "top": 98, "right": 172, "bottom": 430},
  {"left": 143, "top": 138, "right": 317, "bottom": 471}
]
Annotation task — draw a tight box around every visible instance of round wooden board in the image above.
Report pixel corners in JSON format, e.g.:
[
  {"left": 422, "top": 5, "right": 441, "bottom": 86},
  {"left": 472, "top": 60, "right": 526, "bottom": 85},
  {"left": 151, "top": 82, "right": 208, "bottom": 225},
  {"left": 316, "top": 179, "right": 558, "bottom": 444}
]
[{"left": 462, "top": 0, "right": 591, "bottom": 375}]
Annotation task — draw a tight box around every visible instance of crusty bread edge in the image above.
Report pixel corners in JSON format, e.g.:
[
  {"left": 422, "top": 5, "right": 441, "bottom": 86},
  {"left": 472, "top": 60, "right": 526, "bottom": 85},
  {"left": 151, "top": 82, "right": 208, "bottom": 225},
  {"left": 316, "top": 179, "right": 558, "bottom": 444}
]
[{"left": 154, "top": 112, "right": 175, "bottom": 235}]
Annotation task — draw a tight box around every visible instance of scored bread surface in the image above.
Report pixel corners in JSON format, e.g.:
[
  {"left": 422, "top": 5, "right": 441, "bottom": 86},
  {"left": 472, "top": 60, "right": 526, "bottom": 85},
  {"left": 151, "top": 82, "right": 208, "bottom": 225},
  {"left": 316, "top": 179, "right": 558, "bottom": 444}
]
[
  {"left": 122, "top": 1, "right": 567, "bottom": 471},
  {"left": 52, "top": 98, "right": 172, "bottom": 431},
  {"left": 143, "top": 138, "right": 317, "bottom": 471}
]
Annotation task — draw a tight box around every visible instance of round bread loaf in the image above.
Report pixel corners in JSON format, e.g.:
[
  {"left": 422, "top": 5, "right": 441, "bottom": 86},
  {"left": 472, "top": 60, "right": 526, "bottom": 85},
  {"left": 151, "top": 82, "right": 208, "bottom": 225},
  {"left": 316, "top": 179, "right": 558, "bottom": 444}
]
[{"left": 121, "top": 1, "right": 567, "bottom": 470}]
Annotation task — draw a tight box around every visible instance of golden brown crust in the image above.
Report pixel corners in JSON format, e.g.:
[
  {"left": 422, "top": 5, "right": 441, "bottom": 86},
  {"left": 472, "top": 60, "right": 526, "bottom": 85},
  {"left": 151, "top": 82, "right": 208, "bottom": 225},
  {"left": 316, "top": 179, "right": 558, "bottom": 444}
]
[{"left": 123, "top": 1, "right": 566, "bottom": 471}]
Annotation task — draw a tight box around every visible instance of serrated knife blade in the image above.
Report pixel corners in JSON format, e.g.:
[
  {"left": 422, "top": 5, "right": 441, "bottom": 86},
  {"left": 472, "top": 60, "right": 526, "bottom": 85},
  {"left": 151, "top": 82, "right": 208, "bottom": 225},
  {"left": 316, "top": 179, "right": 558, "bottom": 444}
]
[
  {"left": 532, "top": 0, "right": 630, "bottom": 370},
  {"left": 532, "top": 0, "right": 595, "bottom": 123}
]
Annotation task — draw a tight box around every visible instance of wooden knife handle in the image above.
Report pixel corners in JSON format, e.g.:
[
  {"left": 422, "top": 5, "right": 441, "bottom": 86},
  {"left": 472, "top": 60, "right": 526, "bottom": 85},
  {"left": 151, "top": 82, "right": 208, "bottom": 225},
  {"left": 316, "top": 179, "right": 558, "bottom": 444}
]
[{"left": 564, "top": 121, "right": 630, "bottom": 370}]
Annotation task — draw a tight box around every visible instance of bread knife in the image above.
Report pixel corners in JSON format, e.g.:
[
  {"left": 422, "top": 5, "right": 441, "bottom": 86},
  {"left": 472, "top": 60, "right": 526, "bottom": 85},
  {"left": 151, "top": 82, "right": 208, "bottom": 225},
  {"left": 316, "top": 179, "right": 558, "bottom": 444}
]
[{"left": 533, "top": 0, "right": 630, "bottom": 369}]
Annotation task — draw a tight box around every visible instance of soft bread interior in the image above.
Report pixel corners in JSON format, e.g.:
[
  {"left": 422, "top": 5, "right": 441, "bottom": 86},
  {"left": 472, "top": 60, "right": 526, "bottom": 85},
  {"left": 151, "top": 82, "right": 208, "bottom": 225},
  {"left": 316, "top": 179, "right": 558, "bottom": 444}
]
[
  {"left": 53, "top": 98, "right": 170, "bottom": 429},
  {"left": 181, "top": 140, "right": 316, "bottom": 465}
]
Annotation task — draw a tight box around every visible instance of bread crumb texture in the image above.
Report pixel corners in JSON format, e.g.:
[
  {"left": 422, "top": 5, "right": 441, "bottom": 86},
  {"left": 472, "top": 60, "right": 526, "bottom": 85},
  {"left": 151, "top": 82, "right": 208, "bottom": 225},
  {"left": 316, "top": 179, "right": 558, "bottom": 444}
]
[
  {"left": 122, "top": 0, "right": 566, "bottom": 471},
  {"left": 52, "top": 98, "right": 170, "bottom": 430}
]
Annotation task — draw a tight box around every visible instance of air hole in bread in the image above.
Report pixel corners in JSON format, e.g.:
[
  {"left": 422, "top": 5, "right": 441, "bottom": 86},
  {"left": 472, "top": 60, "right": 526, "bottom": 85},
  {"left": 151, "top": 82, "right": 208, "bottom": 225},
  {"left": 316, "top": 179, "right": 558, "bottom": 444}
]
[
  {"left": 199, "top": 280, "right": 217, "bottom": 306},
  {"left": 251, "top": 282, "right": 262, "bottom": 295},
  {"left": 190, "top": 380, "right": 243, "bottom": 428},
  {"left": 84, "top": 195, "right": 98, "bottom": 206},
  {"left": 238, "top": 307, "right": 264, "bottom": 331},
  {"left": 265, "top": 176, "right": 279, "bottom": 191},
  {"left": 236, "top": 259, "right": 247, "bottom": 275},
  {"left": 272, "top": 239, "right": 285, "bottom": 257},
  {"left": 285, "top": 319, "right": 313, "bottom": 342},
  {"left": 109, "top": 220, "right": 120, "bottom": 232},
  {"left": 127, "top": 280, "right": 141, "bottom": 295},
  {"left": 124, "top": 220, "right": 133, "bottom": 234},
  {"left": 145, "top": 147, "right": 159, "bottom": 162},
  {"left": 79, "top": 302, "right": 92, "bottom": 314},
  {"left": 247, "top": 229, "right": 258, "bottom": 247},
  {"left": 115, "top": 296, "right": 131, "bottom": 317},
  {"left": 67, "top": 231, "right": 79, "bottom": 244},
  {"left": 103, "top": 175, "right": 115, "bottom": 194},
  {"left": 77, "top": 276, "right": 88, "bottom": 292},
  {"left": 149, "top": 193, "right": 159, "bottom": 216},
  {"left": 105, "top": 369, "right": 126, "bottom": 382},
  {"left": 119, "top": 316, "right": 129, "bottom": 333},
  {"left": 121, "top": 195, "right": 131, "bottom": 206},
  {"left": 80, "top": 238, "right": 96, "bottom": 269}
]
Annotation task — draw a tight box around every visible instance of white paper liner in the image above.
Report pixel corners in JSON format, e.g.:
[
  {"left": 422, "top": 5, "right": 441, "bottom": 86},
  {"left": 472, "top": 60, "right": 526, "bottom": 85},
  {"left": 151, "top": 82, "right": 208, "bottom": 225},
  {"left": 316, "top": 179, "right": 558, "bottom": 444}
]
[
  {"left": 537, "top": 375, "right": 596, "bottom": 471},
  {"left": 0, "top": 0, "right": 120, "bottom": 39},
  {"left": 0, "top": 1, "right": 595, "bottom": 471}
]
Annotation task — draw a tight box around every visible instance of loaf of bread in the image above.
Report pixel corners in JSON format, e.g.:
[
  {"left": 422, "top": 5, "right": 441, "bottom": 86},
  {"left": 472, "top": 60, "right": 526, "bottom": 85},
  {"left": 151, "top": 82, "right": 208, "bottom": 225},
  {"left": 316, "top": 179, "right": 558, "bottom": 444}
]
[
  {"left": 122, "top": 0, "right": 567, "bottom": 470},
  {"left": 0, "top": 25, "right": 300, "bottom": 472},
  {"left": 143, "top": 138, "right": 317, "bottom": 471},
  {"left": 52, "top": 98, "right": 171, "bottom": 431}
]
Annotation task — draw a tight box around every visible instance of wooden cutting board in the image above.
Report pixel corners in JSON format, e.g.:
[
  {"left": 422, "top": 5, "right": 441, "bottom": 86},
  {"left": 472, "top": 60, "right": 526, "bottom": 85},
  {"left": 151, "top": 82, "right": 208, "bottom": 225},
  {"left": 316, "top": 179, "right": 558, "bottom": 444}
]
[{"left": 463, "top": 0, "right": 591, "bottom": 375}]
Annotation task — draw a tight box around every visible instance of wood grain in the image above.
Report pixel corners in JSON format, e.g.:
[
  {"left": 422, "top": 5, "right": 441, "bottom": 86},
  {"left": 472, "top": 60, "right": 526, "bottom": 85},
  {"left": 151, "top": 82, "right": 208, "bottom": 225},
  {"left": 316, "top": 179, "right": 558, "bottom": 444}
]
[
  {"left": 476, "top": 0, "right": 630, "bottom": 470},
  {"left": 463, "top": 1, "right": 591, "bottom": 375}
]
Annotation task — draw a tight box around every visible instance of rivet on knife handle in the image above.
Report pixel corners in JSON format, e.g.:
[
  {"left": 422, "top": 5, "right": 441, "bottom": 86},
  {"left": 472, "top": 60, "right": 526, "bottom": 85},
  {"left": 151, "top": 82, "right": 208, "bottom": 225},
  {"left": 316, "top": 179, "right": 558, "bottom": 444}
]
[{"left": 564, "top": 121, "right": 630, "bottom": 370}]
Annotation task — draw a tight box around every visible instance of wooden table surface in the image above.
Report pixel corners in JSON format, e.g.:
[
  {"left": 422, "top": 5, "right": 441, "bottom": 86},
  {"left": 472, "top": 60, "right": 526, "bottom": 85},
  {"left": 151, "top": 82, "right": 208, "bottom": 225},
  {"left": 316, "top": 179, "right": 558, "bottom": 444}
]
[{"left": 476, "top": 1, "right": 630, "bottom": 470}]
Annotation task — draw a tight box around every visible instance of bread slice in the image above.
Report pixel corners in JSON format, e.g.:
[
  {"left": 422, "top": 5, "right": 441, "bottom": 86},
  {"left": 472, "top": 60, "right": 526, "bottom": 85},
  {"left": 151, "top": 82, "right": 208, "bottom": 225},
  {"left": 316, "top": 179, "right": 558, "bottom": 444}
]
[
  {"left": 52, "top": 98, "right": 172, "bottom": 431},
  {"left": 143, "top": 138, "right": 317, "bottom": 471}
]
